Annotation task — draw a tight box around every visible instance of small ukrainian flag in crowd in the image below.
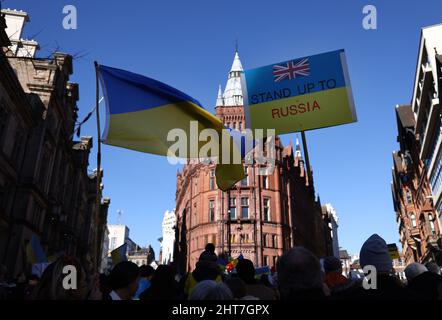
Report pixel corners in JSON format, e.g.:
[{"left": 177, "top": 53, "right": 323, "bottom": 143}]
[
  {"left": 26, "top": 234, "right": 48, "bottom": 264},
  {"left": 110, "top": 243, "right": 128, "bottom": 265},
  {"left": 98, "top": 65, "right": 247, "bottom": 190}
]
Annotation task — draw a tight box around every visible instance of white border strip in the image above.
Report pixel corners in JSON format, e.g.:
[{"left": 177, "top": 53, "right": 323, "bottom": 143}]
[
  {"left": 340, "top": 50, "right": 357, "bottom": 122},
  {"left": 98, "top": 69, "right": 111, "bottom": 143}
]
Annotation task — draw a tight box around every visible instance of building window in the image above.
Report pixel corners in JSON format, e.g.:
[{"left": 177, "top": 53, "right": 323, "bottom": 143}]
[
  {"left": 263, "top": 233, "right": 268, "bottom": 247},
  {"left": 240, "top": 168, "right": 248, "bottom": 187},
  {"left": 233, "top": 122, "right": 237, "bottom": 130},
  {"left": 229, "top": 198, "right": 236, "bottom": 220},
  {"left": 209, "top": 200, "right": 215, "bottom": 222},
  {"left": 406, "top": 191, "right": 412, "bottom": 204},
  {"left": 230, "top": 234, "right": 236, "bottom": 244},
  {"left": 263, "top": 176, "right": 269, "bottom": 189},
  {"left": 110, "top": 237, "right": 116, "bottom": 251},
  {"left": 272, "top": 235, "right": 277, "bottom": 248},
  {"left": 410, "top": 213, "right": 417, "bottom": 227},
  {"left": 263, "top": 198, "right": 271, "bottom": 221},
  {"left": 226, "top": 122, "right": 230, "bottom": 128},
  {"left": 264, "top": 256, "right": 269, "bottom": 266},
  {"left": 209, "top": 169, "right": 215, "bottom": 190},
  {"left": 241, "top": 197, "right": 249, "bottom": 219},
  {"left": 429, "top": 214, "right": 436, "bottom": 234}
]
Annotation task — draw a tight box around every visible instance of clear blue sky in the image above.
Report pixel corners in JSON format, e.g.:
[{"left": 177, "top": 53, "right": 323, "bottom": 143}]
[{"left": 6, "top": 0, "right": 442, "bottom": 257}]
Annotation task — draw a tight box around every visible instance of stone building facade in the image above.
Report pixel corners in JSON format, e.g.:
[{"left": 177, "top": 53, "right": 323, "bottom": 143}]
[
  {"left": 0, "top": 9, "right": 109, "bottom": 276},
  {"left": 174, "top": 51, "right": 333, "bottom": 274}
]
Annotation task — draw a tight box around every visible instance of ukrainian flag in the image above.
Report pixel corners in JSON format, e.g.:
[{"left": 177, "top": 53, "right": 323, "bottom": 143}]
[
  {"left": 110, "top": 243, "right": 128, "bottom": 265},
  {"left": 26, "top": 234, "right": 48, "bottom": 264},
  {"left": 98, "top": 64, "right": 246, "bottom": 190}
]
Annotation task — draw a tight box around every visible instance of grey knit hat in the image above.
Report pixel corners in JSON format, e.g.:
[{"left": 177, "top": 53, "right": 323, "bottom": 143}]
[{"left": 359, "top": 234, "right": 393, "bottom": 273}]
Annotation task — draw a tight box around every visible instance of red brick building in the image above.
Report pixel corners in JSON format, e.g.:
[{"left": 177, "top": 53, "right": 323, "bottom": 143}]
[
  {"left": 174, "top": 51, "right": 333, "bottom": 274},
  {"left": 392, "top": 105, "right": 440, "bottom": 264}
]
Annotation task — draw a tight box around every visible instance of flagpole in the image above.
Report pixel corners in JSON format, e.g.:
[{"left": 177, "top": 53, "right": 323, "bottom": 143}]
[
  {"left": 300, "top": 131, "right": 313, "bottom": 188},
  {"left": 94, "top": 61, "right": 102, "bottom": 271}
]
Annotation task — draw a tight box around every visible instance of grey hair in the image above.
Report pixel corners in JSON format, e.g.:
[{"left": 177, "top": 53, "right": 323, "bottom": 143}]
[
  {"left": 276, "top": 247, "right": 323, "bottom": 297},
  {"left": 189, "top": 280, "right": 233, "bottom": 300}
]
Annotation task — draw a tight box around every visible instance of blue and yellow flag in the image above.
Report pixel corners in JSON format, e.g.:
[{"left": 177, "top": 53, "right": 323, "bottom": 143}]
[
  {"left": 110, "top": 243, "right": 128, "bottom": 265},
  {"left": 98, "top": 65, "right": 246, "bottom": 190},
  {"left": 26, "top": 234, "right": 48, "bottom": 264}
]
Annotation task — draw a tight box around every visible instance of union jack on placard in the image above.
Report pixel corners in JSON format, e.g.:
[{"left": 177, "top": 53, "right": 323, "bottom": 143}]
[{"left": 272, "top": 58, "right": 310, "bottom": 82}]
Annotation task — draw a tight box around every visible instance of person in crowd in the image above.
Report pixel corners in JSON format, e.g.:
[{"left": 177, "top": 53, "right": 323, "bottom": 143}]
[
  {"left": 225, "top": 277, "right": 259, "bottom": 300},
  {"left": 236, "top": 259, "right": 278, "bottom": 300},
  {"left": 32, "top": 256, "right": 100, "bottom": 300},
  {"left": 0, "top": 264, "right": 10, "bottom": 300},
  {"left": 183, "top": 256, "right": 222, "bottom": 298},
  {"left": 259, "top": 274, "right": 272, "bottom": 287},
  {"left": 140, "top": 265, "right": 179, "bottom": 300},
  {"left": 99, "top": 273, "right": 112, "bottom": 300},
  {"left": 23, "top": 274, "right": 39, "bottom": 300},
  {"left": 345, "top": 234, "right": 411, "bottom": 299},
  {"left": 189, "top": 280, "right": 233, "bottom": 300},
  {"left": 199, "top": 243, "right": 218, "bottom": 262},
  {"left": 406, "top": 263, "right": 442, "bottom": 299},
  {"left": 107, "top": 261, "right": 140, "bottom": 300},
  {"left": 14, "top": 273, "right": 32, "bottom": 300},
  {"left": 277, "top": 247, "right": 327, "bottom": 300},
  {"left": 133, "top": 265, "right": 154, "bottom": 299},
  {"left": 323, "top": 256, "right": 357, "bottom": 296},
  {"left": 425, "top": 261, "right": 441, "bottom": 276},
  {"left": 404, "top": 263, "right": 428, "bottom": 283}
]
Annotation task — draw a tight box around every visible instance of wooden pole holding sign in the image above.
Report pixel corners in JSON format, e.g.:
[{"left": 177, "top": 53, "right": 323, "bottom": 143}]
[
  {"left": 94, "top": 61, "right": 102, "bottom": 271},
  {"left": 227, "top": 189, "right": 232, "bottom": 259},
  {"left": 300, "top": 131, "right": 313, "bottom": 187}
]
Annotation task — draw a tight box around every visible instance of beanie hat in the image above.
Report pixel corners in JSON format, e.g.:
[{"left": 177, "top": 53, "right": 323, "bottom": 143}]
[
  {"left": 359, "top": 234, "right": 393, "bottom": 272},
  {"left": 199, "top": 250, "right": 218, "bottom": 262},
  {"left": 404, "top": 263, "right": 428, "bottom": 281},
  {"left": 323, "top": 256, "right": 342, "bottom": 273},
  {"left": 109, "top": 261, "right": 140, "bottom": 290}
]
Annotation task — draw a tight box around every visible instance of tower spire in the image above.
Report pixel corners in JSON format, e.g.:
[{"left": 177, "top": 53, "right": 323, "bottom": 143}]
[{"left": 223, "top": 50, "right": 244, "bottom": 106}]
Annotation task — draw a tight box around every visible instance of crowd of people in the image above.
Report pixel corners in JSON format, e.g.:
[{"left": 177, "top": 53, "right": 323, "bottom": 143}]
[{"left": 1, "top": 234, "right": 441, "bottom": 300}]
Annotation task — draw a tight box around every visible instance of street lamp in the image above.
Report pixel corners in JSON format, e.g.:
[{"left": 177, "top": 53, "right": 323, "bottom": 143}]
[{"left": 237, "top": 219, "right": 243, "bottom": 254}]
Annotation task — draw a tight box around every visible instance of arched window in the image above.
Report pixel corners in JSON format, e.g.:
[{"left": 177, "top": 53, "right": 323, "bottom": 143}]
[{"left": 410, "top": 213, "right": 416, "bottom": 227}]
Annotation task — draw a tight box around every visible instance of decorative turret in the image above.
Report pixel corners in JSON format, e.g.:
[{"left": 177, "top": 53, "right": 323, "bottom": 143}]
[
  {"left": 295, "top": 135, "right": 303, "bottom": 159},
  {"left": 216, "top": 84, "right": 224, "bottom": 107}
]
